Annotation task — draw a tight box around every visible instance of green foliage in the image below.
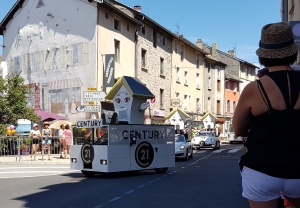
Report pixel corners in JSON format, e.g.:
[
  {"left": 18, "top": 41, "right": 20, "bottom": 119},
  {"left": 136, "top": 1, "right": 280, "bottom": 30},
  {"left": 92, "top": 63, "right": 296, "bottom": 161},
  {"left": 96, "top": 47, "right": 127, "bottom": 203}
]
[{"left": 0, "top": 72, "right": 41, "bottom": 135}]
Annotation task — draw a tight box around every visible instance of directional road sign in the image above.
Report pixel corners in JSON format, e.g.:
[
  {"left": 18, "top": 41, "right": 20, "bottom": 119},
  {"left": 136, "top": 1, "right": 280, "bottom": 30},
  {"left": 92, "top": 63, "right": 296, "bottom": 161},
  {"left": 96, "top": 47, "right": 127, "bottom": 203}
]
[
  {"left": 83, "top": 91, "right": 106, "bottom": 102},
  {"left": 76, "top": 105, "right": 100, "bottom": 112}
]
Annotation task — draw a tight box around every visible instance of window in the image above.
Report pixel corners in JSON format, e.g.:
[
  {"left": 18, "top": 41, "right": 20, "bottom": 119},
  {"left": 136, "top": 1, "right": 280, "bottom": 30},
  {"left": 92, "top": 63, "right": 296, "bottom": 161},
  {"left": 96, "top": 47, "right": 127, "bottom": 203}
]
[
  {"left": 217, "top": 67, "right": 220, "bottom": 77},
  {"left": 208, "top": 97, "right": 211, "bottom": 111},
  {"left": 196, "top": 73, "right": 200, "bottom": 88},
  {"left": 196, "top": 98, "right": 200, "bottom": 113},
  {"left": 217, "top": 80, "right": 221, "bottom": 92},
  {"left": 141, "top": 49, "right": 146, "bottom": 68},
  {"left": 160, "top": 58, "right": 164, "bottom": 74},
  {"left": 153, "top": 30, "right": 157, "bottom": 48},
  {"left": 245, "top": 68, "right": 248, "bottom": 77},
  {"left": 184, "top": 71, "right": 188, "bottom": 85},
  {"left": 175, "top": 92, "right": 180, "bottom": 98},
  {"left": 226, "top": 81, "right": 230, "bottom": 90},
  {"left": 142, "top": 26, "right": 145, "bottom": 34},
  {"left": 176, "top": 67, "right": 180, "bottom": 82},
  {"left": 160, "top": 89, "right": 164, "bottom": 108},
  {"left": 113, "top": 18, "right": 120, "bottom": 31},
  {"left": 162, "top": 37, "right": 165, "bottom": 46},
  {"left": 233, "top": 101, "right": 236, "bottom": 112},
  {"left": 114, "top": 39, "right": 120, "bottom": 63},
  {"left": 127, "top": 25, "right": 130, "bottom": 31},
  {"left": 196, "top": 54, "right": 199, "bottom": 69},
  {"left": 174, "top": 40, "right": 177, "bottom": 53},
  {"left": 208, "top": 77, "right": 211, "bottom": 90},
  {"left": 230, "top": 101, "right": 234, "bottom": 113},
  {"left": 233, "top": 82, "right": 237, "bottom": 92},
  {"left": 208, "top": 63, "right": 211, "bottom": 74},
  {"left": 105, "top": 12, "right": 108, "bottom": 19},
  {"left": 180, "top": 45, "right": 184, "bottom": 61},
  {"left": 184, "top": 94, "right": 188, "bottom": 111},
  {"left": 225, "top": 100, "right": 228, "bottom": 113},
  {"left": 217, "top": 100, "right": 221, "bottom": 114}
]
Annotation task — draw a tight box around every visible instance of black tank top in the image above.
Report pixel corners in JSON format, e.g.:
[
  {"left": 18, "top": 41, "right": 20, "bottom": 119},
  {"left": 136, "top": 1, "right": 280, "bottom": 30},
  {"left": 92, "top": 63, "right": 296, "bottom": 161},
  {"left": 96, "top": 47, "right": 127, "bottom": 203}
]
[{"left": 240, "top": 70, "right": 300, "bottom": 179}]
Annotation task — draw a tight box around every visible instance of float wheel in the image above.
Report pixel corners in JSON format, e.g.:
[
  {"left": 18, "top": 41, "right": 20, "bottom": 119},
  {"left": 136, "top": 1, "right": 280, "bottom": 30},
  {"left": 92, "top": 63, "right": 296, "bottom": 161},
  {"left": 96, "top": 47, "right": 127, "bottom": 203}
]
[
  {"left": 155, "top": 167, "right": 168, "bottom": 174},
  {"left": 81, "top": 170, "right": 96, "bottom": 177}
]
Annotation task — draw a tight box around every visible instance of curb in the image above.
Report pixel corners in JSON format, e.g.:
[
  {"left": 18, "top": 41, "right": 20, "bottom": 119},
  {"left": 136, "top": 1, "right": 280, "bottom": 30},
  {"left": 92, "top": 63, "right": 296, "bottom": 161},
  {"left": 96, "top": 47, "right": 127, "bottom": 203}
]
[{"left": 0, "top": 161, "right": 70, "bottom": 164}]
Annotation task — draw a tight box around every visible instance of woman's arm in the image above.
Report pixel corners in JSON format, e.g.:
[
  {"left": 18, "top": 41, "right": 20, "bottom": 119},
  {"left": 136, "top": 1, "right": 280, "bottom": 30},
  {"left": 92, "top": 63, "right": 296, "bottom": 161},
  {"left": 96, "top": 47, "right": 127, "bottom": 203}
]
[
  {"left": 233, "top": 84, "right": 253, "bottom": 137},
  {"left": 41, "top": 129, "right": 44, "bottom": 137}
]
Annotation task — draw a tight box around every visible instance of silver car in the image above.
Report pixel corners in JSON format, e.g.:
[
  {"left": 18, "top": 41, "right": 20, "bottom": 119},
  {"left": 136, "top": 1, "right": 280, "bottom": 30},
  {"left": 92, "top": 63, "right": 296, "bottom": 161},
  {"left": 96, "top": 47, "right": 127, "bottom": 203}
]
[
  {"left": 191, "top": 131, "right": 221, "bottom": 150},
  {"left": 175, "top": 134, "right": 193, "bottom": 160}
]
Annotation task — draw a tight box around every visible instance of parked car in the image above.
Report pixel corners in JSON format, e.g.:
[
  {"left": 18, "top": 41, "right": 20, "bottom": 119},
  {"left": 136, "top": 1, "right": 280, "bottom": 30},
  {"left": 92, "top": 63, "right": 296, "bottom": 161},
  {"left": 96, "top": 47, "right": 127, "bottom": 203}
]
[
  {"left": 175, "top": 134, "right": 193, "bottom": 160},
  {"left": 227, "top": 132, "right": 244, "bottom": 144},
  {"left": 191, "top": 131, "right": 221, "bottom": 150}
]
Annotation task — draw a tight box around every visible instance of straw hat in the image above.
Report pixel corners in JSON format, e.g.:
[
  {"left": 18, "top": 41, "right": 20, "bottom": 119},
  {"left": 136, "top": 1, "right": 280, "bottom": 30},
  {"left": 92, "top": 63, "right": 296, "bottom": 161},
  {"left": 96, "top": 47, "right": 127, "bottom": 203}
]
[
  {"left": 256, "top": 22, "right": 298, "bottom": 59},
  {"left": 43, "top": 121, "right": 50, "bottom": 126}
]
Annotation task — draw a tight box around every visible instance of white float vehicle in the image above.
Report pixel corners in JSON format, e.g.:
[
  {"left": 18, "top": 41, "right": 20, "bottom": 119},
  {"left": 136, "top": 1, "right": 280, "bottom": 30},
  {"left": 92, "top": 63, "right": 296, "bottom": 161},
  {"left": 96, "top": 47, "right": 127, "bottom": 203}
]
[{"left": 70, "top": 76, "right": 175, "bottom": 177}]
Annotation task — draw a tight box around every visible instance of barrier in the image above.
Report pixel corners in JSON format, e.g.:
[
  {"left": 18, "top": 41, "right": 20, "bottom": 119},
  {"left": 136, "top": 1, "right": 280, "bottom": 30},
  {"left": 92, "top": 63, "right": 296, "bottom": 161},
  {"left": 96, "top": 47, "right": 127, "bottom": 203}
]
[{"left": 0, "top": 136, "right": 87, "bottom": 160}]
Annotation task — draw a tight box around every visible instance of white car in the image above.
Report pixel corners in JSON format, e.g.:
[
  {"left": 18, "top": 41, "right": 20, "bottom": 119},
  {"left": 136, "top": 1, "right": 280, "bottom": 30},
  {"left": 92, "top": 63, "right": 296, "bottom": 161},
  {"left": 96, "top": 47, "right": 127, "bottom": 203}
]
[
  {"left": 191, "top": 131, "right": 221, "bottom": 150},
  {"left": 175, "top": 134, "right": 193, "bottom": 160},
  {"left": 227, "top": 132, "right": 244, "bottom": 144}
]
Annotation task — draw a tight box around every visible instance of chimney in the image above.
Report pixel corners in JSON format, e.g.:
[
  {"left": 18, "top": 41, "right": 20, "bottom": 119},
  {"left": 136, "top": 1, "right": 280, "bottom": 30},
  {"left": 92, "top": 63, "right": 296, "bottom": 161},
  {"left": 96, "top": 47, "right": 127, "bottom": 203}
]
[
  {"left": 196, "top": 39, "right": 203, "bottom": 49},
  {"left": 228, "top": 49, "right": 235, "bottom": 57},
  {"left": 133, "top": 5, "right": 141, "bottom": 12},
  {"left": 179, "top": 34, "right": 184, "bottom": 39},
  {"left": 212, "top": 42, "right": 217, "bottom": 57}
]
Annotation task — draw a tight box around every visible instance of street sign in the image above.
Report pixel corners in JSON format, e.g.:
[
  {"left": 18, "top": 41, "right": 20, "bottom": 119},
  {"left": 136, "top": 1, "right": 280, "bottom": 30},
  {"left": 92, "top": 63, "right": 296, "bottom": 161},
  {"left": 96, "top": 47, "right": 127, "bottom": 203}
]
[
  {"left": 83, "top": 91, "right": 106, "bottom": 102},
  {"left": 76, "top": 119, "right": 103, "bottom": 128},
  {"left": 88, "top": 88, "right": 97, "bottom": 91},
  {"left": 76, "top": 105, "right": 100, "bottom": 112}
]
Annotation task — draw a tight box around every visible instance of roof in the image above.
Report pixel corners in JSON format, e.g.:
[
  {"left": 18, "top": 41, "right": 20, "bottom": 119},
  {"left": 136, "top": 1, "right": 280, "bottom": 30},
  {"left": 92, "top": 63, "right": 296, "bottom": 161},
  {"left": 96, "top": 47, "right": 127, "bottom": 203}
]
[
  {"left": 205, "top": 55, "right": 227, "bottom": 66},
  {"left": 106, "top": 0, "right": 177, "bottom": 39},
  {"left": 105, "top": 76, "right": 155, "bottom": 100},
  {"left": 200, "top": 111, "right": 218, "bottom": 121},
  {"left": 225, "top": 73, "right": 243, "bottom": 83},
  {"left": 165, "top": 107, "right": 190, "bottom": 120},
  {"left": 204, "top": 44, "right": 259, "bottom": 69},
  {"left": 0, "top": 0, "right": 25, "bottom": 35},
  {"left": 176, "top": 35, "right": 208, "bottom": 55},
  {"left": 0, "top": 0, "right": 143, "bottom": 36}
]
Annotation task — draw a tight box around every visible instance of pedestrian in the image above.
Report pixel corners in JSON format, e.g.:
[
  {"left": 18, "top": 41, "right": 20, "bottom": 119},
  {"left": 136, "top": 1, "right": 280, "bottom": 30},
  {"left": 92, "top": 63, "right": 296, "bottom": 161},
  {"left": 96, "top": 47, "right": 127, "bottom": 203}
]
[
  {"left": 41, "top": 121, "right": 52, "bottom": 161},
  {"left": 29, "top": 123, "right": 41, "bottom": 161},
  {"left": 63, "top": 124, "right": 72, "bottom": 159},
  {"left": 58, "top": 124, "right": 65, "bottom": 159},
  {"left": 233, "top": 22, "right": 300, "bottom": 208}
]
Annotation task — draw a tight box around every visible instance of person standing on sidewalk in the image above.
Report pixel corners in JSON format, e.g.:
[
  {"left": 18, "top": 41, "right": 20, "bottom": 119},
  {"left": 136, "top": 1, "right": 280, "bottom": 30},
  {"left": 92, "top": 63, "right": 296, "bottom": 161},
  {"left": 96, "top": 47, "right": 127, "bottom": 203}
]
[
  {"left": 41, "top": 122, "right": 52, "bottom": 161},
  {"left": 63, "top": 124, "right": 72, "bottom": 159},
  {"left": 233, "top": 22, "right": 300, "bottom": 208},
  {"left": 58, "top": 124, "right": 65, "bottom": 159},
  {"left": 29, "top": 123, "right": 41, "bottom": 161}
]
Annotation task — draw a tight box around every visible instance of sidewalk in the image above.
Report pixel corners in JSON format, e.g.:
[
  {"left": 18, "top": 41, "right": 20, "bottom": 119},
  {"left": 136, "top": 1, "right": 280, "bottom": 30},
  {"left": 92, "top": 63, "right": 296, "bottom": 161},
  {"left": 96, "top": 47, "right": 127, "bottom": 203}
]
[{"left": 0, "top": 154, "right": 70, "bottom": 164}]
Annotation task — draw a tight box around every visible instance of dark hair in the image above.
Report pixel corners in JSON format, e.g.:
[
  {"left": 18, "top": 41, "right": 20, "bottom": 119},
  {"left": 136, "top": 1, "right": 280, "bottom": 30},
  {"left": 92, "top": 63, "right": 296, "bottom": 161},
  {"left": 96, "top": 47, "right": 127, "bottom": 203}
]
[
  {"left": 259, "top": 53, "right": 297, "bottom": 67},
  {"left": 257, "top": 68, "right": 269, "bottom": 78},
  {"left": 60, "top": 124, "right": 64, "bottom": 128},
  {"left": 65, "top": 124, "right": 70, "bottom": 129}
]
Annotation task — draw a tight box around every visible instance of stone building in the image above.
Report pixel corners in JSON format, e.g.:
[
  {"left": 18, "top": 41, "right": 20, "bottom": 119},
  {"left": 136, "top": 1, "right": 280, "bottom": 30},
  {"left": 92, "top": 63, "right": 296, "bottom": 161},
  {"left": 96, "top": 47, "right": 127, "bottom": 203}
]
[{"left": 106, "top": 1, "right": 176, "bottom": 124}]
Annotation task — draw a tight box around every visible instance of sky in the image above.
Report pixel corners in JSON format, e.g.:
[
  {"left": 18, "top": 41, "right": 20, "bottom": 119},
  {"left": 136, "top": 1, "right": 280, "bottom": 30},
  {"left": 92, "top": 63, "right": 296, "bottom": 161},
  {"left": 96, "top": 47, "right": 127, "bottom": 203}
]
[{"left": 0, "top": 0, "right": 281, "bottom": 68}]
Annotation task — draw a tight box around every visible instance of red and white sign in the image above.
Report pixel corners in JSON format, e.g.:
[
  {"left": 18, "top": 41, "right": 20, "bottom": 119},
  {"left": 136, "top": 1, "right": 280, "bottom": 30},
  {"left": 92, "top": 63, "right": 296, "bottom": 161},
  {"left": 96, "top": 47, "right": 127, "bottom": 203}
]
[
  {"left": 150, "top": 98, "right": 156, "bottom": 104},
  {"left": 153, "top": 109, "right": 165, "bottom": 117}
]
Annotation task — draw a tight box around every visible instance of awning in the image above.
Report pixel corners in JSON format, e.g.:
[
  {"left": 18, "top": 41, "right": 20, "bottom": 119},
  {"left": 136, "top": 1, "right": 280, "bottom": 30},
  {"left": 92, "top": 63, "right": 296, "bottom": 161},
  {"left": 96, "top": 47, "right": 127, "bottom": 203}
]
[
  {"left": 216, "top": 117, "right": 226, "bottom": 123},
  {"left": 48, "top": 77, "right": 84, "bottom": 90}
]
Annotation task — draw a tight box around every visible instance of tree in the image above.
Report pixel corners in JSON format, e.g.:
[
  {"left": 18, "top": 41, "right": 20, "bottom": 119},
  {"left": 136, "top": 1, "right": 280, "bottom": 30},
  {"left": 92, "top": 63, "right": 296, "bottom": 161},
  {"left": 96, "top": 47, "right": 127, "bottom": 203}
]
[{"left": 0, "top": 72, "right": 40, "bottom": 135}]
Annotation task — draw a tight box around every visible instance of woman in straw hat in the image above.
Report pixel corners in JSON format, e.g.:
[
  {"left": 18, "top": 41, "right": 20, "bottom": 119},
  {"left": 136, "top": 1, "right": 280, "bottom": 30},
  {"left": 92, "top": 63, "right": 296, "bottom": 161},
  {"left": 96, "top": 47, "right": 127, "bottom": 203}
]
[
  {"left": 233, "top": 22, "right": 300, "bottom": 208},
  {"left": 41, "top": 121, "right": 53, "bottom": 161}
]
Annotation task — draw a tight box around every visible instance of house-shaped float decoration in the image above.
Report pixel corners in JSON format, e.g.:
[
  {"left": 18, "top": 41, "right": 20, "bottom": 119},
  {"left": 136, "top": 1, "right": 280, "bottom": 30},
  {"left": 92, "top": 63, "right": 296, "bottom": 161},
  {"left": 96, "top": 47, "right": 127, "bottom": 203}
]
[
  {"left": 105, "top": 76, "right": 155, "bottom": 124},
  {"left": 165, "top": 107, "right": 190, "bottom": 130},
  {"left": 200, "top": 111, "right": 218, "bottom": 130}
]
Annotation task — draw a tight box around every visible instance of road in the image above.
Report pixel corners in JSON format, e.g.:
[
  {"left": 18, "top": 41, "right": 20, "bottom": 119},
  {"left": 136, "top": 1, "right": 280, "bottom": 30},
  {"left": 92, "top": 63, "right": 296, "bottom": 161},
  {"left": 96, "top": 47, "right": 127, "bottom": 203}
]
[{"left": 0, "top": 143, "right": 248, "bottom": 208}]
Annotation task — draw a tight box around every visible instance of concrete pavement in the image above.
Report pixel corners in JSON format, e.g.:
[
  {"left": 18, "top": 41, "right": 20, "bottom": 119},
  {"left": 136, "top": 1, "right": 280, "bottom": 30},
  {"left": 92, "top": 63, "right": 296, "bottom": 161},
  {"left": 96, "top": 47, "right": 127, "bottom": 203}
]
[{"left": 0, "top": 154, "right": 70, "bottom": 164}]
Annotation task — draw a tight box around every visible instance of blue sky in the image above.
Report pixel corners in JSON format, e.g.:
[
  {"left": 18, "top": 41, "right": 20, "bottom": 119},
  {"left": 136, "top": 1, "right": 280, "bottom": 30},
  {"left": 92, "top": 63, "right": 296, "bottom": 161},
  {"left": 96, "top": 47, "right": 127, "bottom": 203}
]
[{"left": 0, "top": 0, "right": 281, "bottom": 67}]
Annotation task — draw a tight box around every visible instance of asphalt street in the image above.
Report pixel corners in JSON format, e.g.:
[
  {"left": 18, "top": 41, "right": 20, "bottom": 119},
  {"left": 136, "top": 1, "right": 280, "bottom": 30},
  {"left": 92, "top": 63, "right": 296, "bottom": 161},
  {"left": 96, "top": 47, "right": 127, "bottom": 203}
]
[{"left": 0, "top": 143, "right": 248, "bottom": 208}]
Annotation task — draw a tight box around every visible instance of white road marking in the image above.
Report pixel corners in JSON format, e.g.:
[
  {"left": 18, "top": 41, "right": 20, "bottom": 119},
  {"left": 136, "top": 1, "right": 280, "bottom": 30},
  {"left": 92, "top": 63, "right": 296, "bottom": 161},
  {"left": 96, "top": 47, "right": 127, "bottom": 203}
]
[
  {"left": 125, "top": 190, "right": 134, "bottom": 194},
  {"left": 0, "top": 166, "right": 69, "bottom": 170},
  {"left": 110, "top": 197, "right": 121, "bottom": 202},
  {"left": 0, "top": 171, "right": 64, "bottom": 174},
  {"left": 193, "top": 150, "right": 207, "bottom": 154},
  {"left": 212, "top": 149, "right": 226, "bottom": 153},
  {"left": 93, "top": 205, "right": 103, "bottom": 208},
  {"left": 227, "top": 149, "right": 241, "bottom": 153},
  {"left": 137, "top": 185, "right": 144, "bottom": 188}
]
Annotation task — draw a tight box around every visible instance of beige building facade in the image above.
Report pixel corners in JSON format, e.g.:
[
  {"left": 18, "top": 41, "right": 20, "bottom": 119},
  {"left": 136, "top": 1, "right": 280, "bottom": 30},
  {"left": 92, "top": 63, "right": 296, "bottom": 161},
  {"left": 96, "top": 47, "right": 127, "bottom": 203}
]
[{"left": 171, "top": 35, "right": 208, "bottom": 127}]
